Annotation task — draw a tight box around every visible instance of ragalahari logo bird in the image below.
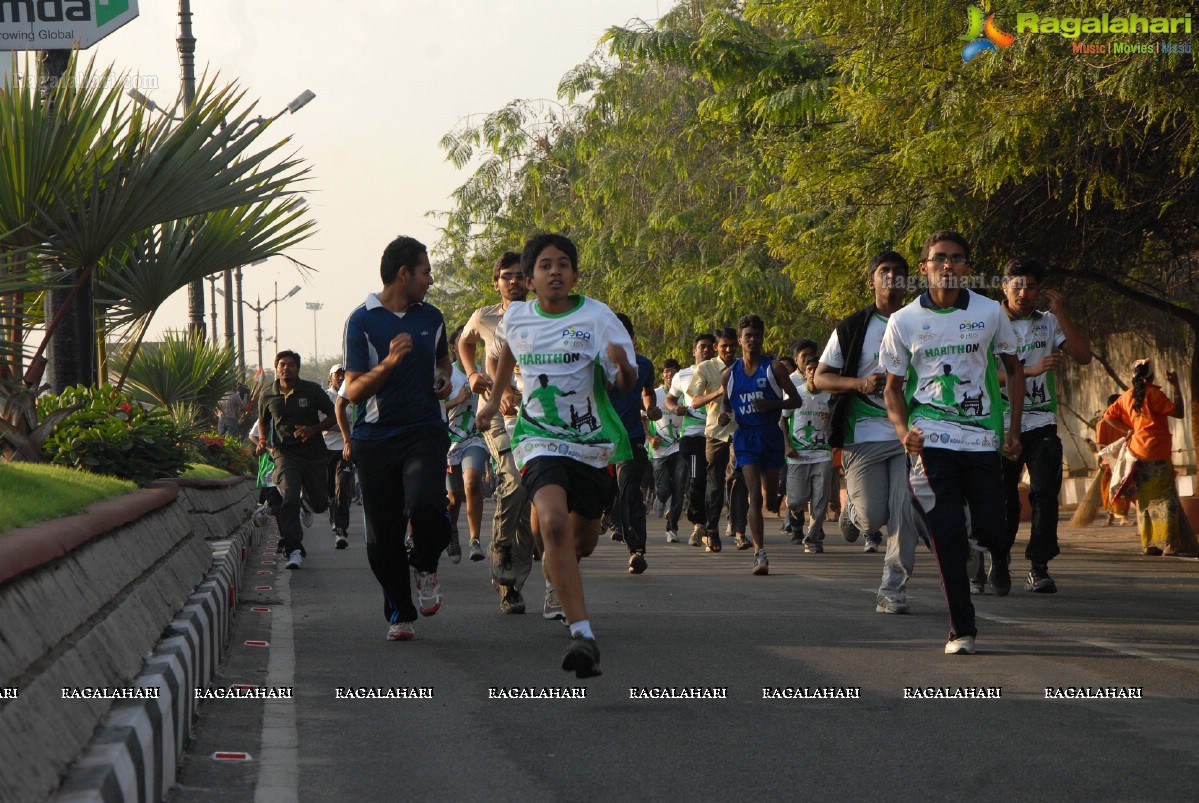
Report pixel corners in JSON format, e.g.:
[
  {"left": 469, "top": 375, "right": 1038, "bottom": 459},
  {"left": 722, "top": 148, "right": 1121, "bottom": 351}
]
[{"left": 961, "top": 5, "right": 1015, "bottom": 62}]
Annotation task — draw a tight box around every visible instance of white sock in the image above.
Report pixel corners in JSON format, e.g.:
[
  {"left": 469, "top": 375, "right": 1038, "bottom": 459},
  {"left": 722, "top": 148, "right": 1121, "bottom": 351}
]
[{"left": 570, "top": 620, "right": 594, "bottom": 640}]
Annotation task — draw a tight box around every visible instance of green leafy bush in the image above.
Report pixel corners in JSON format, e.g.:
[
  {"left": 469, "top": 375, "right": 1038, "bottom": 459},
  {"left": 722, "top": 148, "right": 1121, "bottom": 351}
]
[
  {"left": 190, "top": 432, "right": 255, "bottom": 477},
  {"left": 38, "top": 385, "right": 189, "bottom": 486}
]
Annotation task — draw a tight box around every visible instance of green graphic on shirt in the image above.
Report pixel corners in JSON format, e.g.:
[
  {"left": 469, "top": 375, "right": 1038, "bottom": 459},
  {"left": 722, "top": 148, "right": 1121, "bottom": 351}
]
[
  {"left": 529, "top": 373, "right": 575, "bottom": 427},
  {"left": 922, "top": 364, "right": 973, "bottom": 411}
]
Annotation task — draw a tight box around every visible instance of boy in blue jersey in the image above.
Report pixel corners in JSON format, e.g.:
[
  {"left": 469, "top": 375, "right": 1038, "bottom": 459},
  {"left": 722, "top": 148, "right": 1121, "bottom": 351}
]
[
  {"left": 478, "top": 232, "right": 637, "bottom": 678},
  {"left": 343, "top": 236, "right": 454, "bottom": 642},
  {"left": 718, "top": 314, "right": 802, "bottom": 575}
]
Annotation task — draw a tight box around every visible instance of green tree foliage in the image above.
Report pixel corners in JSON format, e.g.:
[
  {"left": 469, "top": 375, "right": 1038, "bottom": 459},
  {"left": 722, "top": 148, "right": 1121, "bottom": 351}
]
[{"left": 435, "top": 0, "right": 1199, "bottom": 437}]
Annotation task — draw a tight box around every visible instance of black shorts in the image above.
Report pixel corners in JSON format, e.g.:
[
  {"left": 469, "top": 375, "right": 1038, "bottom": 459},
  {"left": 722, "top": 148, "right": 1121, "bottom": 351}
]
[{"left": 522, "top": 456, "right": 613, "bottom": 520}]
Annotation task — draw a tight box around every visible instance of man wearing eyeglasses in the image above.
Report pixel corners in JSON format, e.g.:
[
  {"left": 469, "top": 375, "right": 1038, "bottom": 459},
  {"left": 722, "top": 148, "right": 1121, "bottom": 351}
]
[
  {"left": 459, "top": 252, "right": 550, "bottom": 617},
  {"left": 880, "top": 231, "right": 1024, "bottom": 656}
]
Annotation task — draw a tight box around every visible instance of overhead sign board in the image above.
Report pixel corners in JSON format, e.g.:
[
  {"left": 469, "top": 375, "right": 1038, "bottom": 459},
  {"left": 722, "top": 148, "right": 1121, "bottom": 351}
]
[{"left": 0, "top": 0, "right": 139, "bottom": 50}]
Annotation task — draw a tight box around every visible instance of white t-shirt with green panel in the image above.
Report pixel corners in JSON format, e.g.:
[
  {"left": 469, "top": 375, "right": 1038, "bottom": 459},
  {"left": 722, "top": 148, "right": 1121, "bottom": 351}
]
[
  {"left": 668, "top": 365, "right": 707, "bottom": 439},
  {"left": 818, "top": 314, "right": 895, "bottom": 444},
  {"left": 647, "top": 387, "right": 683, "bottom": 459},
  {"left": 495, "top": 295, "right": 635, "bottom": 470},
  {"left": 781, "top": 374, "right": 833, "bottom": 465},
  {"left": 1002, "top": 310, "right": 1066, "bottom": 432},
  {"left": 879, "top": 289, "right": 1017, "bottom": 452}
]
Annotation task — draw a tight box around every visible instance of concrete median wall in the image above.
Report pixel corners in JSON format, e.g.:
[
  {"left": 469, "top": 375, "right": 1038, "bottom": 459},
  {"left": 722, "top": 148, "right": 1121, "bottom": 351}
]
[{"left": 0, "top": 477, "right": 257, "bottom": 803}]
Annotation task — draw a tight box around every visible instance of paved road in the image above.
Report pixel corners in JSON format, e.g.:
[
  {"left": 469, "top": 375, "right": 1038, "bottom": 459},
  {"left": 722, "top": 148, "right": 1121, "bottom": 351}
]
[{"left": 170, "top": 502, "right": 1199, "bottom": 802}]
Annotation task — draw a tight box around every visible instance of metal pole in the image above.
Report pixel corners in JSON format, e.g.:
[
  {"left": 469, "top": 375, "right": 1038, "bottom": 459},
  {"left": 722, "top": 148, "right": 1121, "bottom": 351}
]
[
  {"left": 305, "top": 302, "right": 323, "bottom": 365},
  {"left": 207, "top": 274, "right": 218, "bottom": 341},
  {"left": 236, "top": 267, "right": 246, "bottom": 377},
  {"left": 255, "top": 298, "right": 264, "bottom": 376},
  {"left": 273, "top": 281, "right": 279, "bottom": 352},
  {"left": 178, "top": 0, "right": 205, "bottom": 337},
  {"left": 223, "top": 269, "right": 235, "bottom": 349}
]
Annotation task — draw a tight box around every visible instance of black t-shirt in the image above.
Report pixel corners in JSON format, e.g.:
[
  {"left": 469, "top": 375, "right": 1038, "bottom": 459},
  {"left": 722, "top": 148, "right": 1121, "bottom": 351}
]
[{"left": 259, "top": 378, "right": 335, "bottom": 459}]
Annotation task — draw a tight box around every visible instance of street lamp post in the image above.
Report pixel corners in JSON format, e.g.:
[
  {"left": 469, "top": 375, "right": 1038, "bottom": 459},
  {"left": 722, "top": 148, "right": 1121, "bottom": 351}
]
[
  {"left": 217, "top": 283, "right": 300, "bottom": 375},
  {"left": 206, "top": 273, "right": 219, "bottom": 341},
  {"left": 305, "top": 302, "right": 324, "bottom": 366}
]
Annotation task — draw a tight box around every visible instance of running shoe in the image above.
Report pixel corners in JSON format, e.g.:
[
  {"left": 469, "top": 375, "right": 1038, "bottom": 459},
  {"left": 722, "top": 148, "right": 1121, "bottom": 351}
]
[
  {"left": 752, "top": 549, "right": 769, "bottom": 576},
  {"left": 468, "top": 538, "right": 484, "bottom": 561},
  {"left": 945, "top": 636, "right": 976, "bottom": 655},
  {"left": 704, "top": 532, "right": 722, "bottom": 553},
  {"left": 839, "top": 505, "right": 861, "bottom": 543},
  {"left": 863, "top": 537, "right": 880, "bottom": 554},
  {"left": 803, "top": 542, "right": 824, "bottom": 554},
  {"left": 734, "top": 533, "right": 752, "bottom": 551},
  {"left": 334, "top": 528, "right": 349, "bottom": 550},
  {"left": 299, "top": 502, "right": 313, "bottom": 529},
  {"left": 499, "top": 585, "right": 526, "bottom": 614},
  {"left": 562, "top": 634, "right": 602, "bottom": 678},
  {"left": 447, "top": 528, "right": 462, "bottom": 564},
  {"left": 285, "top": 550, "right": 303, "bottom": 570},
  {"left": 405, "top": 533, "right": 414, "bottom": 551},
  {"left": 875, "top": 598, "right": 910, "bottom": 614},
  {"left": 414, "top": 570, "right": 441, "bottom": 616},
  {"left": 1025, "top": 563, "right": 1057, "bottom": 594},
  {"left": 386, "top": 622, "right": 415, "bottom": 641},
  {"left": 969, "top": 577, "right": 986, "bottom": 595},
  {"left": 989, "top": 552, "right": 1012, "bottom": 597},
  {"left": 689, "top": 524, "right": 704, "bottom": 547},
  {"left": 790, "top": 532, "right": 805, "bottom": 545},
  {"left": 665, "top": 530, "right": 679, "bottom": 543},
  {"left": 542, "top": 584, "right": 565, "bottom": 621},
  {"left": 628, "top": 551, "right": 647, "bottom": 575},
  {"left": 252, "top": 502, "right": 272, "bottom": 528}
]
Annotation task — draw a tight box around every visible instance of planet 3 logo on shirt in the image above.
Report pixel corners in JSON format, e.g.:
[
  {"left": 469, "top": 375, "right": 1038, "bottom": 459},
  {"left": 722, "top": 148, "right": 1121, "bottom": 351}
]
[
  {"left": 561, "top": 328, "right": 592, "bottom": 349},
  {"left": 959, "top": 321, "right": 986, "bottom": 331}
]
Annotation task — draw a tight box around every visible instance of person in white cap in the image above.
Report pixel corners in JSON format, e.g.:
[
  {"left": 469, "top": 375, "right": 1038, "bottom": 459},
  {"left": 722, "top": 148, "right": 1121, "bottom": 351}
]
[{"left": 324, "top": 364, "right": 352, "bottom": 548}]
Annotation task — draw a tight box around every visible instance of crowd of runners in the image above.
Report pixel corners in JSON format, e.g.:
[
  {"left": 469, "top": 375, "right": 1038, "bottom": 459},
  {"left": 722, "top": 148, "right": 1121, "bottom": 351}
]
[{"left": 250, "top": 227, "right": 1197, "bottom": 677}]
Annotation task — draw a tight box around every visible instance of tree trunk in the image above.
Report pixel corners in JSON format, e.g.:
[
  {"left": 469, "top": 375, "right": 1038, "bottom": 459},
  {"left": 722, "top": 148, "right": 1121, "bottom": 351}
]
[
  {"left": 44, "top": 263, "right": 96, "bottom": 392},
  {"left": 1189, "top": 328, "right": 1199, "bottom": 485}
]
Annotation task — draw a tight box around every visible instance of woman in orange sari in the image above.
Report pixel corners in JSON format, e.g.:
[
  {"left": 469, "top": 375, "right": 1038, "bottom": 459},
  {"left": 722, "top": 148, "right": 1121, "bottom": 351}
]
[
  {"left": 1102, "top": 359, "right": 1197, "bottom": 555},
  {"left": 1095, "top": 394, "right": 1133, "bottom": 525}
]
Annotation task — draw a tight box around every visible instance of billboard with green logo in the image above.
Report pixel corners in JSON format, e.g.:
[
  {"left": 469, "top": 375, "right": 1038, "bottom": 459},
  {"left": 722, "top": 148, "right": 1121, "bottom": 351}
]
[{"left": 0, "top": 0, "right": 139, "bottom": 50}]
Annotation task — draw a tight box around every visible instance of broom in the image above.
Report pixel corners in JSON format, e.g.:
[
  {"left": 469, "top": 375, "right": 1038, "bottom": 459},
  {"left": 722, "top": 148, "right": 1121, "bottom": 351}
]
[{"left": 1069, "top": 469, "right": 1105, "bottom": 528}]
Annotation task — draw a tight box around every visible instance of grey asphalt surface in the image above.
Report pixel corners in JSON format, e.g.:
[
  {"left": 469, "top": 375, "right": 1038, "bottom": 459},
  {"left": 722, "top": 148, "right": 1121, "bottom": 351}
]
[{"left": 170, "top": 501, "right": 1199, "bottom": 802}]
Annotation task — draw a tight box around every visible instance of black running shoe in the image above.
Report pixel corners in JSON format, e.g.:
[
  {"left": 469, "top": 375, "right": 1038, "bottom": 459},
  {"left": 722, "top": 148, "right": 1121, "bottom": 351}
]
[
  {"left": 628, "top": 551, "right": 647, "bottom": 574},
  {"left": 562, "top": 634, "right": 602, "bottom": 678},
  {"left": 1025, "top": 563, "right": 1057, "bottom": 594},
  {"left": 989, "top": 551, "right": 1012, "bottom": 597}
]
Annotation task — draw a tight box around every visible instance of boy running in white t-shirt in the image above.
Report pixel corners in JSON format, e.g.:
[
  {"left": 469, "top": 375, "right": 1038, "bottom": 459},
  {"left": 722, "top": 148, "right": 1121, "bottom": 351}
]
[{"left": 478, "top": 233, "right": 637, "bottom": 678}]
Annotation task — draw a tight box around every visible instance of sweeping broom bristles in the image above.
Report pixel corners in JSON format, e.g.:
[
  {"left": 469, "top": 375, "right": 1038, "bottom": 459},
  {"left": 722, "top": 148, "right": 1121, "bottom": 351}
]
[{"left": 1069, "top": 470, "right": 1105, "bottom": 528}]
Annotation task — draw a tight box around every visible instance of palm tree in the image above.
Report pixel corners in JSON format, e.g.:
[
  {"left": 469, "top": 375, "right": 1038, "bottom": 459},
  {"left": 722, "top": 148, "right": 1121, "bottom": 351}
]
[
  {"left": 0, "top": 52, "right": 312, "bottom": 392},
  {"left": 0, "top": 53, "right": 314, "bottom": 452}
]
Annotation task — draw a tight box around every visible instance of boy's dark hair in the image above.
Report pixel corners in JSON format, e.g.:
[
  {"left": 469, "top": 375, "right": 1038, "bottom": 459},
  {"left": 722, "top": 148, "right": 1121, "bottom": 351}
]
[
  {"left": 381, "top": 236, "right": 427, "bottom": 285},
  {"left": 714, "top": 327, "right": 737, "bottom": 342},
  {"left": 737, "top": 314, "right": 764, "bottom": 333},
  {"left": 693, "top": 332, "right": 715, "bottom": 346},
  {"left": 921, "top": 230, "right": 971, "bottom": 263},
  {"left": 493, "top": 251, "right": 522, "bottom": 281},
  {"left": 1002, "top": 255, "right": 1046, "bottom": 284},
  {"left": 449, "top": 325, "right": 464, "bottom": 347},
  {"left": 275, "top": 350, "right": 301, "bottom": 369},
  {"left": 869, "top": 250, "right": 909, "bottom": 277},
  {"left": 1106, "top": 393, "right": 1121, "bottom": 406},
  {"left": 522, "top": 233, "right": 578, "bottom": 275},
  {"left": 793, "top": 339, "right": 819, "bottom": 356},
  {"left": 615, "top": 312, "right": 635, "bottom": 339},
  {"left": 662, "top": 358, "right": 681, "bottom": 370}
]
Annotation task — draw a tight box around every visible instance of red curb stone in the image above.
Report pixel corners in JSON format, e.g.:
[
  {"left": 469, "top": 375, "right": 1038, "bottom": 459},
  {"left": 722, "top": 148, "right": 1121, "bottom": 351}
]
[{"left": 0, "top": 480, "right": 179, "bottom": 586}]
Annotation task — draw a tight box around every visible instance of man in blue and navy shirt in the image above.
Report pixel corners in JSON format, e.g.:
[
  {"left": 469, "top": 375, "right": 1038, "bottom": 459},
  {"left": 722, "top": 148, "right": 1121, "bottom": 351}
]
[{"left": 343, "top": 236, "right": 454, "bottom": 642}]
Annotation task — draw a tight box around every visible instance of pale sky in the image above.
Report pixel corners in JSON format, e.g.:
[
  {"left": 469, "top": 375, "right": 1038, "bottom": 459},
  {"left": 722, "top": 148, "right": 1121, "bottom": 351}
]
[{"left": 33, "top": 0, "right": 673, "bottom": 369}]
